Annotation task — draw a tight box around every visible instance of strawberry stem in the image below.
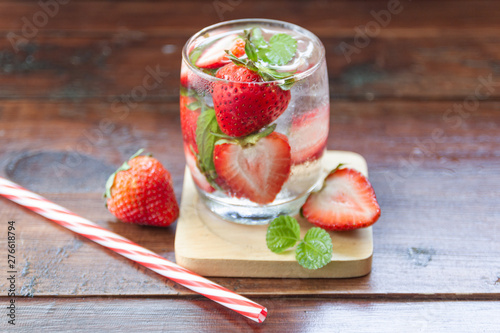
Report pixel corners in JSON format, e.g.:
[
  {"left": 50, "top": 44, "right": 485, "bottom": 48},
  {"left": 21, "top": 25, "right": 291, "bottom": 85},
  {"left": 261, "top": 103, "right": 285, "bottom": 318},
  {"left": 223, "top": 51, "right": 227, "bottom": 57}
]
[
  {"left": 214, "top": 124, "right": 277, "bottom": 147},
  {"left": 328, "top": 163, "right": 346, "bottom": 176},
  {"left": 104, "top": 149, "right": 145, "bottom": 199}
]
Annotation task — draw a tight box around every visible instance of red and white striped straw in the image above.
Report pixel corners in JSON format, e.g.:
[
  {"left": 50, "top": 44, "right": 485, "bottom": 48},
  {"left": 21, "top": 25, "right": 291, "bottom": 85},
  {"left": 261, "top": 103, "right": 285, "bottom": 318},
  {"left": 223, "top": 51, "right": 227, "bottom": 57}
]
[{"left": 0, "top": 176, "right": 267, "bottom": 323}]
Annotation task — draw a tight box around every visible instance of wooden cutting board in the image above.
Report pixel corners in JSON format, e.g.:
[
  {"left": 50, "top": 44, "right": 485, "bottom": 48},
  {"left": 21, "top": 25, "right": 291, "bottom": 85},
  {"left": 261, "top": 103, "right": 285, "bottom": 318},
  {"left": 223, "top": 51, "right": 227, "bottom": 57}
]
[{"left": 175, "top": 151, "right": 373, "bottom": 278}]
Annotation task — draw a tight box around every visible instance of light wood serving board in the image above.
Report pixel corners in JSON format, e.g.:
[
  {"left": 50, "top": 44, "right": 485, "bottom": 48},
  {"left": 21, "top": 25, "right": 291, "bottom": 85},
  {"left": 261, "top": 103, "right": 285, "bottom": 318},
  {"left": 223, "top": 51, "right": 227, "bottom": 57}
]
[{"left": 175, "top": 151, "right": 373, "bottom": 278}]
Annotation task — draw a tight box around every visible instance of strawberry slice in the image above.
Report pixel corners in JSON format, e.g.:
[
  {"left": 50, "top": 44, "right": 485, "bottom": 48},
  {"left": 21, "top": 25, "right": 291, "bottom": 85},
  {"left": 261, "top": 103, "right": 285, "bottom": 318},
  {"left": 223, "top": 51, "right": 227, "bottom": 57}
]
[
  {"left": 184, "top": 144, "right": 215, "bottom": 193},
  {"left": 195, "top": 34, "right": 245, "bottom": 69},
  {"left": 289, "top": 104, "right": 330, "bottom": 165},
  {"left": 180, "top": 95, "right": 200, "bottom": 153},
  {"left": 302, "top": 167, "right": 381, "bottom": 231},
  {"left": 213, "top": 131, "right": 291, "bottom": 204}
]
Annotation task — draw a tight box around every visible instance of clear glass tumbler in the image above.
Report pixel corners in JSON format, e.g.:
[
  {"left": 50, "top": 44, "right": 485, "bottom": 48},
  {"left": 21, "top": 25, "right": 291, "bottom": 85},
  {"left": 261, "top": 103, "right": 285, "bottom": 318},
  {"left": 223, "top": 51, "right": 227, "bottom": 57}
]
[{"left": 180, "top": 19, "right": 329, "bottom": 225}]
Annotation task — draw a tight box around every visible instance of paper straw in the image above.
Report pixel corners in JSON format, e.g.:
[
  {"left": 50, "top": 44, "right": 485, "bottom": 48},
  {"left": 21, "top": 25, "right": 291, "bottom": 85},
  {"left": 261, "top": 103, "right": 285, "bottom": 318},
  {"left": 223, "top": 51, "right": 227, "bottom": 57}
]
[{"left": 0, "top": 176, "right": 267, "bottom": 323}]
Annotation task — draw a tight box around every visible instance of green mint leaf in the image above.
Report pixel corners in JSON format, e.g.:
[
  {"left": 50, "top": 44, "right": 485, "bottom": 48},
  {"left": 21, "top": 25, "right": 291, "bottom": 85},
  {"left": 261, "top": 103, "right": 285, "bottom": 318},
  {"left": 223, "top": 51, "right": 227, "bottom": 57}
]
[
  {"left": 296, "top": 227, "right": 333, "bottom": 270},
  {"left": 255, "top": 64, "right": 297, "bottom": 89},
  {"left": 187, "top": 101, "right": 202, "bottom": 111},
  {"left": 243, "top": 29, "right": 263, "bottom": 63},
  {"left": 201, "top": 68, "right": 218, "bottom": 76},
  {"left": 266, "top": 216, "right": 301, "bottom": 253},
  {"left": 255, "top": 64, "right": 276, "bottom": 80},
  {"left": 195, "top": 108, "right": 221, "bottom": 182},
  {"left": 233, "top": 29, "right": 298, "bottom": 85},
  {"left": 257, "top": 70, "right": 274, "bottom": 82},
  {"left": 257, "top": 65, "right": 295, "bottom": 79},
  {"left": 211, "top": 131, "right": 236, "bottom": 140},
  {"left": 250, "top": 28, "right": 267, "bottom": 49},
  {"left": 225, "top": 50, "right": 246, "bottom": 65},
  {"left": 257, "top": 48, "right": 270, "bottom": 64},
  {"left": 214, "top": 124, "right": 276, "bottom": 147},
  {"left": 264, "top": 33, "right": 297, "bottom": 66},
  {"left": 240, "top": 124, "right": 276, "bottom": 146},
  {"left": 180, "top": 87, "right": 198, "bottom": 97},
  {"left": 180, "top": 86, "right": 189, "bottom": 96},
  {"left": 266, "top": 68, "right": 296, "bottom": 80},
  {"left": 245, "top": 60, "right": 259, "bottom": 72}
]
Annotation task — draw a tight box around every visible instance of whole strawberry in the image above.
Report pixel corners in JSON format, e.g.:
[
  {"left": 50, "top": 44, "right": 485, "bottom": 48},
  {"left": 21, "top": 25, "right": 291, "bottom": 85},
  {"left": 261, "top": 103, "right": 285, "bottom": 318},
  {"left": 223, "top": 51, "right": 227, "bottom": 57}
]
[
  {"left": 212, "top": 63, "right": 291, "bottom": 137},
  {"left": 105, "top": 149, "right": 179, "bottom": 226}
]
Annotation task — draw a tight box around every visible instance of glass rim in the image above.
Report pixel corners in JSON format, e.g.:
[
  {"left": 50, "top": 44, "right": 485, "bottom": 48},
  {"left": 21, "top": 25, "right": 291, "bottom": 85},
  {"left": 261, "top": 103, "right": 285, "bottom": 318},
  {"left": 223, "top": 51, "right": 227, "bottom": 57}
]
[{"left": 181, "top": 18, "right": 326, "bottom": 85}]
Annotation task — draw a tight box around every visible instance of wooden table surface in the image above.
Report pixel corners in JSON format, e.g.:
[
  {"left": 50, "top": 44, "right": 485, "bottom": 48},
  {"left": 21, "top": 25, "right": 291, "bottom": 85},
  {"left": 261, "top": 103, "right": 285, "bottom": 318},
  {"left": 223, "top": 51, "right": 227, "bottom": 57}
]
[{"left": 1, "top": 1, "right": 499, "bottom": 331}]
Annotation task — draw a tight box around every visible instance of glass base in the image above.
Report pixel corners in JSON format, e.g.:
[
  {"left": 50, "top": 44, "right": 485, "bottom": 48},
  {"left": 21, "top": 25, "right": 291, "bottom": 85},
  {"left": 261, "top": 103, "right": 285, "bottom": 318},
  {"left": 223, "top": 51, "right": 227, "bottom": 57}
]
[{"left": 197, "top": 189, "right": 314, "bottom": 225}]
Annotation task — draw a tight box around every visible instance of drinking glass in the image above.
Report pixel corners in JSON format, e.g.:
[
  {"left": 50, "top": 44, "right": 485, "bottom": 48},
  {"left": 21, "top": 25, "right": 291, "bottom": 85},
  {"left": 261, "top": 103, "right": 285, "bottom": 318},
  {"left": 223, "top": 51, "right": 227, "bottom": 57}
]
[{"left": 180, "top": 19, "right": 329, "bottom": 225}]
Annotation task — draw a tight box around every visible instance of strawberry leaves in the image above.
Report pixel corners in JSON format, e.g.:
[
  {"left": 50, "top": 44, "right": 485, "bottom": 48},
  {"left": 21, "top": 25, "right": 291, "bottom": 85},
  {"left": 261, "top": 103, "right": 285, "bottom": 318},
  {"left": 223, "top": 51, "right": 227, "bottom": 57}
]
[
  {"left": 302, "top": 167, "right": 381, "bottom": 231},
  {"left": 214, "top": 124, "right": 277, "bottom": 147},
  {"left": 266, "top": 216, "right": 333, "bottom": 270}
]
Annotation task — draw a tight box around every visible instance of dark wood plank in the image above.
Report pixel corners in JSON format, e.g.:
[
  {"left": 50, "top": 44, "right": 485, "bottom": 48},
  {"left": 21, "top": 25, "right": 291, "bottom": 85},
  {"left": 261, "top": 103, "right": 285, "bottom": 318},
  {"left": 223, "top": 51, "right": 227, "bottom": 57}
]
[
  {"left": 1, "top": 0, "right": 500, "bottom": 36},
  {"left": 1, "top": 0, "right": 500, "bottom": 101},
  {"left": 6, "top": 297, "right": 500, "bottom": 332},
  {"left": 1, "top": 101, "right": 499, "bottom": 297},
  {"left": 1, "top": 34, "right": 500, "bottom": 100}
]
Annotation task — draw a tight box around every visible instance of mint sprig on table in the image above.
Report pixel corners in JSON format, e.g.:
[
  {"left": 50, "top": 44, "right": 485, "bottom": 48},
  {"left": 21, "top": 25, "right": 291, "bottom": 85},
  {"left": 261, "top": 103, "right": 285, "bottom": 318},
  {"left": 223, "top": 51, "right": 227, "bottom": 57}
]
[
  {"left": 226, "top": 28, "right": 298, "bottom": 90},
  {"left": 266, "top": 216, "right": 333, "bottom": 270}
]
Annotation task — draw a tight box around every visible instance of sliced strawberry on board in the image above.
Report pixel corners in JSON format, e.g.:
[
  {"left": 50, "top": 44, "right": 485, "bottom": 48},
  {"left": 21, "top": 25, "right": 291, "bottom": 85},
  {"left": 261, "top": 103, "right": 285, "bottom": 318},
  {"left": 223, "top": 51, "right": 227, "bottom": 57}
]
[
  {"left": 195, "top": 34, "right": 245, "bottom": 69},
  {"left": 289, "top": 104, "right": 330, "bottom": 165},
  {"left": 301, "top": 167, "right": 381, "bottom": 231},
  {"left": 213, "top": 63, "right": 291, "bottom": 137},
  {"left": 180, "top": 95, "right": 200, "bottom": 153},
  {"left": 213, "top": 130, "right": 291, "bottom": 205},
  {"left": 184, "top": 144, "right": 215, "bottom": 193}
]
